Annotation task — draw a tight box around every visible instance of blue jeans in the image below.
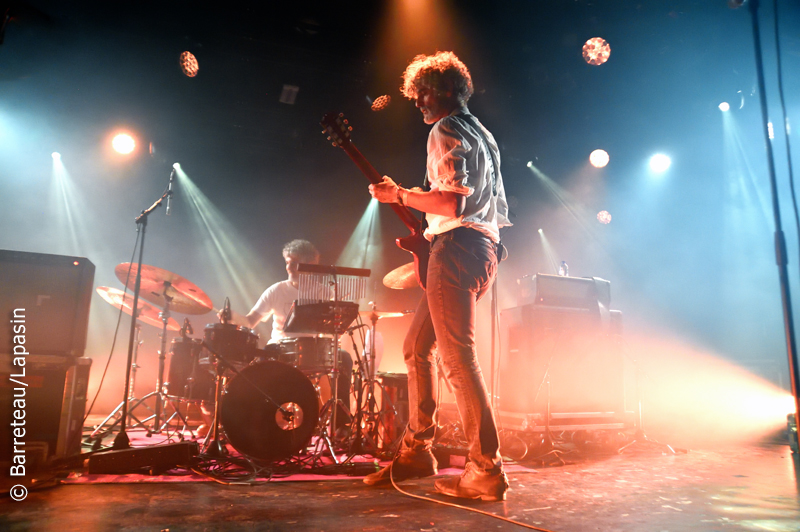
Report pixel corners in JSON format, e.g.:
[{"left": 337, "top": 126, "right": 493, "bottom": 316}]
[{"left": 402, "top": 227, "right": 502, "bottom": 472}]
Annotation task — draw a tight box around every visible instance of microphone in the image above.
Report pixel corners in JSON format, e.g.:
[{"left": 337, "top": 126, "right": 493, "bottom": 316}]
[
  {"left": 181, "top": 318, "right": 193, "bottom": 337},
  {"left": 166, "top": 168, "right": 175, "bottom": 216},
  {"left": 221, "top": 297, "right": 232, "bottom": 324}
]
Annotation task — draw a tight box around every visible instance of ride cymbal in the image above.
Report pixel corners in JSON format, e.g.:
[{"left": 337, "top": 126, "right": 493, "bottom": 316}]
[{"left": 115, "top": 263, "right": 213, "bottom": 315}]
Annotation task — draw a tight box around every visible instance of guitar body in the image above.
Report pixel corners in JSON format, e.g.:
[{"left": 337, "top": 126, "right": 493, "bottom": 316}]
[
  {"left": 321, "top": 112, "right": 429, "bottom": 289},
  {"left": 396, "top": 232, "right": 429, "bottom": 289}
]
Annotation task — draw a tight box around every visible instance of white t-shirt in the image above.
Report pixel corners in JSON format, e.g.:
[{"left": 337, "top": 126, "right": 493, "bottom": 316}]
[{"left": 248, "top": 280, "right": 299, "bottom": 343}]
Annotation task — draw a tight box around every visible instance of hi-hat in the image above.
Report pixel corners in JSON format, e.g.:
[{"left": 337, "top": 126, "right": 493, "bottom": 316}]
[
  {"left": 115, "top": 263, "right": 213, "bottom": 315},
  {"left": 382, "top": 262, "right": 417, "bottom": 290},
  {"left": 96, "top": 286, "right": 180, "bottom": 331}
]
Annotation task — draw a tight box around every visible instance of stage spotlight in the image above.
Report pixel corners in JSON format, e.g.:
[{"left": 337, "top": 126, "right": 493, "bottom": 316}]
[
  {"left": 597, "top": 210, "right": 612, "bottom": 224},
  {"left": 173, "top": 162, "right": 181, "bottom": 170},
  {"left": 538, "top": 228, "right": 543, "bottom": 233},
  {"left": 371, "top": 95, "right": 391, "bottom": 111},
  {"left": 589, "top": 149, "right": 609, "bottom": 168},
  {"left": 582, "top": 37, "right": 611, "bottom": 65},
  {"left": 180, "top": 51, "right": 199, "bottom": 77},
  {"left": 112, "top": 133, "right": 136, "bottom": 155},
  {"left": 649, "top": 153, "right": 671, "bottom": 173},
  {"left": 52, "top": 152, "right": 61, "bottom": 160},
  {"left": 719, "top": 102, "right": 730, "bottom": 112},
  {"left": 526, "top": 161, "right": 533, "bottom": 168}
]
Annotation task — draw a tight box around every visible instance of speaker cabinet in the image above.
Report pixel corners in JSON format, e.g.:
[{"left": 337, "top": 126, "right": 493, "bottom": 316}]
[
  {"left": 499, "top": 305, "right": 624, "bottom": 420},
  {"left": 0, "top": 249, "right": 95, "bottom": 357},
  {"left": 0, "top": 355, "right": 92, "bottom": 469}
]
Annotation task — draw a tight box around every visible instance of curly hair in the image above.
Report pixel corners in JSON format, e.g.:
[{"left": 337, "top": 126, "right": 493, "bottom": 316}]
[
  {"left": 282, "top": 239, "right": 319, "bottom": 264},
  {"left": 401, "top": 51, "right": 473, "bottom": 104}
]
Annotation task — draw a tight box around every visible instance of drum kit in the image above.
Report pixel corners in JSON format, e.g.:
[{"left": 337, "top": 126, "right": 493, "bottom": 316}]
[{"left": 88, "top": 261, "right": 417, "bottom": 466}]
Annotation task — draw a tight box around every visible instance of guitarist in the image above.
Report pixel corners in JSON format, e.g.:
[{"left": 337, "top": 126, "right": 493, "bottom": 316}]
[{"left": 364, "top": 51, "right": 511, "bottom": 501}]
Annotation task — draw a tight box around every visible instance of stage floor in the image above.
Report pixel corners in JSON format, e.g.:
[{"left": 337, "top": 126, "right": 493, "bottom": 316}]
[{"left": 3, "top": 439, "right": 799, "bottom": 531}]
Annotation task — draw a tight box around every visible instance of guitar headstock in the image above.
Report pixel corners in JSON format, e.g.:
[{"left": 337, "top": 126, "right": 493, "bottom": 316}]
[{"left": 321, "top": 113, "right": 352, "bottom": 148}]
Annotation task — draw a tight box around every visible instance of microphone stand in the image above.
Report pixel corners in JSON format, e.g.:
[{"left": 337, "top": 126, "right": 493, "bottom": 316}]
[
  {"left": 112, "top": 182, "right": 172, "bottom": 450},
  {"left": 744, "top": 0, "right": 800, "bottom": 451}
]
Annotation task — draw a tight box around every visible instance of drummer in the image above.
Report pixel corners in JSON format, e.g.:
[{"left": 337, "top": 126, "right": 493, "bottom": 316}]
[{"left": 244, "top": 239, "right": 353, "bottom": 430}]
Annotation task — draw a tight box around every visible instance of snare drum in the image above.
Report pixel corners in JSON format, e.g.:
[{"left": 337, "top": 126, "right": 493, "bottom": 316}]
[
  {"left": 166, "top": 337, "right": 214, "bottom": 401},
  {"left": 203, "top": 323, "right": 258, "bottom": 365},
  {"left": 273, "top": 337, "right": 334, "bottom": 372}
]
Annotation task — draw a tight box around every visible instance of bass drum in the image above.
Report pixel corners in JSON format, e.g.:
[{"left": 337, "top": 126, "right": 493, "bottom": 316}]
[{"left": 220, "top": 360, "right": 319, "bottom": 462}]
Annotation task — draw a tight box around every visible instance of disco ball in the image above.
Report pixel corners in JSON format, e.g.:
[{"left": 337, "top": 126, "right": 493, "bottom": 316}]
[{"left": 597, "top": 210, "right": 612, "bottom": 224}]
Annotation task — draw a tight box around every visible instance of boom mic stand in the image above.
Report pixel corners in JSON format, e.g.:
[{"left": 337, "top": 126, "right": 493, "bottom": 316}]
[{"left": 113, "top": 183, "right": 171, "bottom": 450}]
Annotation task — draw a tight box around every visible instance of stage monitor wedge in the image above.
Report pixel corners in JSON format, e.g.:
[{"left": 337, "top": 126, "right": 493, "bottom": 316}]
[{"left": 0, "top": 249, "right": 95, "bottom": 357}]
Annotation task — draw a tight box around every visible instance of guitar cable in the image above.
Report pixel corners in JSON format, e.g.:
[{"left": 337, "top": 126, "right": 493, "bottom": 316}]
[{"left": 386, "top": 364, "right": 558, "bottom": 532}]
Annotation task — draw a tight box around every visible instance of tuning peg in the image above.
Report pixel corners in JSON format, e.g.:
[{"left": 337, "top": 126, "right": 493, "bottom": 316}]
[
  {"left": 348, "top": 126, "right": 353, "bottom": 131},
  {"left": 327, "top": 136, "right": 331, "bottom": 141},
  {"left": 331, "top": 142, "right": 337, "bottom": 146},
  {"left": 343, "top": 119, "right": 349, "bottom": 124}
]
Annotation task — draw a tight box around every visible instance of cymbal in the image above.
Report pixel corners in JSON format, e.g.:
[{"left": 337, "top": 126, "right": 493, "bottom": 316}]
[
  {"left": 382, "top": 262, "right": 418, "bottom": 290},
  {"left": 358, "top": 310, "right": 407, "bottom": 320},
  {"left": 115, "top": 263, "right": 213, "bottom": 315},
  {"left": 96, "top": 287, "right": 180, "bottom": 331}
]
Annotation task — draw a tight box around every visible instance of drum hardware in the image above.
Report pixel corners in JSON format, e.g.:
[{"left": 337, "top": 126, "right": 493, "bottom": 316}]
[
  {"left": 346, "top": 305, "right": 408, "bottom": 458},
  {"left": 159, "top": 326, "right": 214, "bottom": 438},
  {"left": 88, "top": 322, "right": 155, "bottom": 447},
  {"left": 203, "top": 323, "right": 259, "bottom": 367},
  {"left": 285, "top": 263, "right": 368, "bottom": 465},
  {"left": 198, "top": 340, "right": 316, "bottom": 462},
  {"left": 273, "top": 336, "right": 335, "bottom": 372},
  {"left": 114, "top": 263, "right": 214, "bottom": 316},
  {"left": 88, "top": 287, "right": 181, "bottom": 446},
  {"left": 382, "top": 262, "right": 418, "bottom": 290},
  {"left": 110, "top": 254, "right": 213, "bottom": 450}
]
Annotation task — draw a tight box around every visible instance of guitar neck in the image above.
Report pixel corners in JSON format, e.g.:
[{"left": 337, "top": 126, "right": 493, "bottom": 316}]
[{"left": 340, "top": 142, "right": 422, "bottom": 233}]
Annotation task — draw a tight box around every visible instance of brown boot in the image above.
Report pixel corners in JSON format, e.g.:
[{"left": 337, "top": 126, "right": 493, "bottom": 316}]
[
  {"left": 363, "top": 447, "right": 438, "bottom": 486},
  {"left": 433, "top": 462, "right": 509, "bottom": 501}
]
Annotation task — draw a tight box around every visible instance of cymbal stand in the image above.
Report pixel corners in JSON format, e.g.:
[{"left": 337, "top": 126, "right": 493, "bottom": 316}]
[
  {"left": 88, "top": 323, "right": 153, "bottom": 444},
  {"left": 113, "top": 182, "right": 170, "bottom": 450},
  {"left": 344, "top": 312, "right": 394, "bottom": 458},
  {"left": 132, "top": 289, "right": 174, "bottom": 434},
  {"left": 201, "top": 361, "right": 227, "bottom": 457}
]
